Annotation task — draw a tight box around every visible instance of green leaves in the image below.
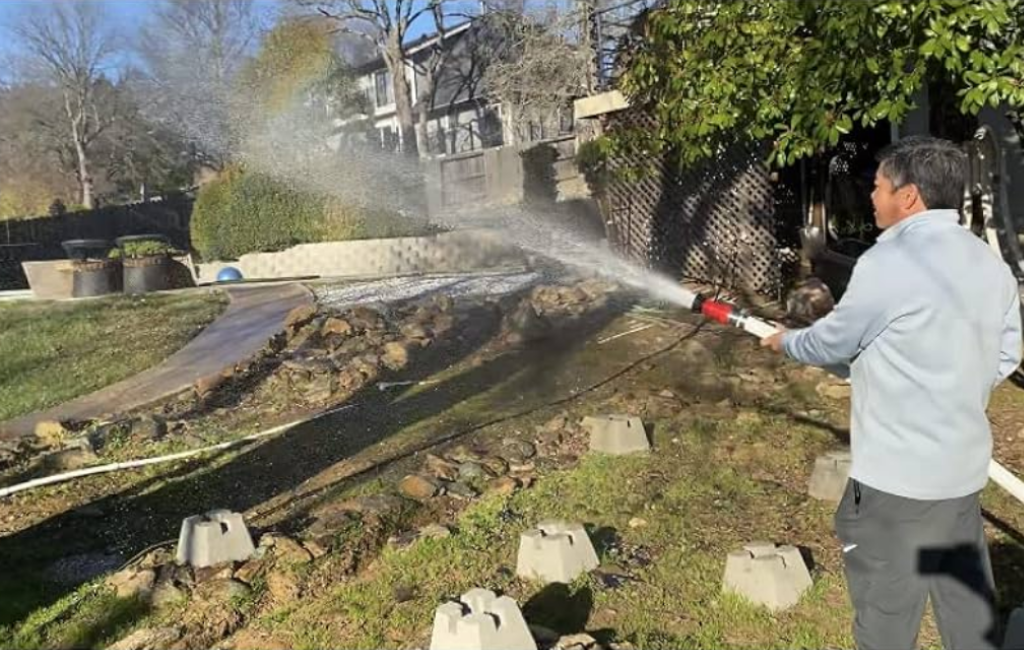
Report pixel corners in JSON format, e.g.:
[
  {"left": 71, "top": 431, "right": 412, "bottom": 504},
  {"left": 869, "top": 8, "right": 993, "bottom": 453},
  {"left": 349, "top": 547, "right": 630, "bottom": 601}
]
[{"left": 616, "top": 0, "right": 1024, "bottom": 169}]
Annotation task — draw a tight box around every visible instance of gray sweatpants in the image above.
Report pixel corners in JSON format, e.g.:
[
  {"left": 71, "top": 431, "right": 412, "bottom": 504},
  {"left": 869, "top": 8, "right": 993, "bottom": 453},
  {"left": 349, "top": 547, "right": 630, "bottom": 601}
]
[{"left": 834, "top": 479, "right": 999, "bottom": 650}]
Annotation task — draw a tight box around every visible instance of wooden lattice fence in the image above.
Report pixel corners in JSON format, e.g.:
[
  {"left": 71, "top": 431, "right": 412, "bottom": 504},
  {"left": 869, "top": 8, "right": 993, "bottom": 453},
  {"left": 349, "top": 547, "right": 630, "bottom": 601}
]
[{"left": 601, "top": 107, "right": 801, "bottom": 296}]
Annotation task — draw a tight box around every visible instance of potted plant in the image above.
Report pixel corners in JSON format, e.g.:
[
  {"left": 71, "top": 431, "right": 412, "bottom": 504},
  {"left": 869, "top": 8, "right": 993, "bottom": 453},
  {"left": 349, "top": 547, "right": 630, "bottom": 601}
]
[
  {"left": 114, "top": 235, "right": 176, "bottom": 294},
  {"left": 63, "top": 239, "right": 121, "bottom": 298}
]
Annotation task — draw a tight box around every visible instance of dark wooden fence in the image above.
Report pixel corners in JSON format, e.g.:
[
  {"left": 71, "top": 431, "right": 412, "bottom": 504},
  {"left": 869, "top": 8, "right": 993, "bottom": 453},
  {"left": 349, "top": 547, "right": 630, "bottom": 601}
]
[{"left": 0, "top": 195, "right": 193, "bottom": 290}]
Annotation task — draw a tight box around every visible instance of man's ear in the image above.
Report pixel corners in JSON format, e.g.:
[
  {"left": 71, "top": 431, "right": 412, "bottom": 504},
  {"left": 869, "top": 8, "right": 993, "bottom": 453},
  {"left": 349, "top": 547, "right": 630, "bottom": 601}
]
[{"left": 900, "top": 183, "right": 923, "bottom": 211}]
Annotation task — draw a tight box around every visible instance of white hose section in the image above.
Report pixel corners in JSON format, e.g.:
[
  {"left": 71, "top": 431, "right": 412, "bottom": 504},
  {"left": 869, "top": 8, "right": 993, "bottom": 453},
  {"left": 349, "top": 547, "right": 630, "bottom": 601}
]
[
  {"left": 989, "top": 459, "right": 1024, "bottom": 506},
  {"left": 0, "top": 404, "right": 357, "bottom": 499}
]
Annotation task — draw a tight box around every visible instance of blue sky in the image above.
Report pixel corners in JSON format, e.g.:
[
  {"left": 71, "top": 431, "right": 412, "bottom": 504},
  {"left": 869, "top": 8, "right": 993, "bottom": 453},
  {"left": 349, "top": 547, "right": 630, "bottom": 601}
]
[{"left": 0, "top": 0, "right": 451, "bottom": 66}]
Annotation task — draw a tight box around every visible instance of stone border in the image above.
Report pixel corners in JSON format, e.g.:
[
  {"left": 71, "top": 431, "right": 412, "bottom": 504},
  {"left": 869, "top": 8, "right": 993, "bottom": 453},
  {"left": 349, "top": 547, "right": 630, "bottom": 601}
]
[{"left": 194, "top": 231, "right": 526, "bottom": 284}]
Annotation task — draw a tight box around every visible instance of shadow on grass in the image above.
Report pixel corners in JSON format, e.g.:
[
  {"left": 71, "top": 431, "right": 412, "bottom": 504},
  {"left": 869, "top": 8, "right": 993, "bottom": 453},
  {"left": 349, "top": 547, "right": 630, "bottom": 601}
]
[{"left": 0, "top": 298, "right": 630, "bottom": 630}]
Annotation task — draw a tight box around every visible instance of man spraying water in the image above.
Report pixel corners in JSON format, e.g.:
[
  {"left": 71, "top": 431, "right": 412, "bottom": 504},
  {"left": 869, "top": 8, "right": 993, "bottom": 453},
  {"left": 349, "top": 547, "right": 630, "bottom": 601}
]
[{"left": 762, "top": 136, "right": 1022, "bottom": 650}]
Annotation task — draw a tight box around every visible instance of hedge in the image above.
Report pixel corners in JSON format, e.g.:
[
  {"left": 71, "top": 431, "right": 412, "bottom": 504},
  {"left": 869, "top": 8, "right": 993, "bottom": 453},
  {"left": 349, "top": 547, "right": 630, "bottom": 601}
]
[{"left": 190, "top": 168, "right": 436, "bottom": 261}]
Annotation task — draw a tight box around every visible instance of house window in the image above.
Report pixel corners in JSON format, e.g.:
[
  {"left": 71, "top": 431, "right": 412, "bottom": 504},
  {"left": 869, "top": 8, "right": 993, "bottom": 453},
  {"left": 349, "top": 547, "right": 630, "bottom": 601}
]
[
  {"left": 374, "top": 70, "right": 393, "bottom": 108},
  {"left": 480, "top": 108, "right": 503, "bottom": 148},
  {"left": 379, "top": 126, "right": 399, "bottom": 152}
]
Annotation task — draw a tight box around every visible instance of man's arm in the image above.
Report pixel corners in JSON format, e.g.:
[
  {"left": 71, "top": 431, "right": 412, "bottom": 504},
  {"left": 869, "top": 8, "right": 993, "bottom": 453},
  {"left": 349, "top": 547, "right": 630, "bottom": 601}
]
[
  {"left": 996, "top": 287, "right": 1022, "bottom": 385},
  {"left": 778, "top": 255, "right": 891, "bottom": 367}
]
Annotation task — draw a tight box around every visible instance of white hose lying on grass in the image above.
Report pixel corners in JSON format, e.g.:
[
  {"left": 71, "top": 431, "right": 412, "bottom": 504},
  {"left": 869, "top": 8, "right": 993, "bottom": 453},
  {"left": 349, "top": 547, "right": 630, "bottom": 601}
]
[
  {"left": 988, "top": 459, "right": 1024, "bottom": 506},
  {"left": 0, "top": 403, "right": 358, "bottom": 499}
]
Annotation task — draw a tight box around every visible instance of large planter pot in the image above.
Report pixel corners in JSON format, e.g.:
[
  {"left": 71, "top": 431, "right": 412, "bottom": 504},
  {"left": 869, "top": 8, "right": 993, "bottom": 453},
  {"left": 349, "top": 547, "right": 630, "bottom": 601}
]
[
  {"left": 123, "top": 255, "right": 171, "bottom": 294},
  {"left": 72, "top": 260, "right": 122, "bottom": 298}
]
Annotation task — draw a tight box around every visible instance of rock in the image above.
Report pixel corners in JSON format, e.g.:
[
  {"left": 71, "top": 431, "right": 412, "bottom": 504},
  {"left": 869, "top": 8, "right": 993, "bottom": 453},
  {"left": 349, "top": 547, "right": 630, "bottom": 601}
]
[
  {"left": 658, "top": 389, "right": 676, "bottom": 398},
  {"left": 393, "top": 583, "right": 417, "bottom": 603},
  {"left": 400, "top": 322, "right": 431, "bottom": 341},
  {"left": 557, "top": 633, "right": 599, "bottom": 649},
  {"left": 194, "top": 578, "right": 251, "bottom": 603},
  {"left": 381, "top": 342, "right": 411, "bottom": 371},
  {"left": 501, "top": 438, "right": 537, "bottom": 460},
  {"left": 301, "top": 374, "right": 335, "bottom": 404},
  {"left": 388, "top": 530, "right": 419, "bottom": 549},
  {"left": 538, "top": 427, "right": 564, "bottom": 447},
  {"left": 543, "top": 415, "right": 569, "bottom": 433},
  {"left": 499, "top": 448, "right": 528, "bottom": 466},
  {"left": 398, "top": 474, "right": 441, "bottom": 501},
  {"left": 458, "top": 461, "right": 487, "bottom": 480},
  {"left": 336, "top": 367, "right": 368, "bottom": 393},
  {"left": 418, "top": 524, "right": 451, "bottom": 539},
  {"left": 816, "top": 382, "right": 852, "bottom": 400},
  {"left": 233, "top": 559, "right": 266, "bottom": 585},
  {"left": 529, "top": 624, "right": 561, "bottom": 645},
  {"left": 480, "top": 456, "right": 509, "bottom": 476},
  {"left": 284, "top": 304, "right": 317, "bottom": 330},
  {"left": 445, "top": 481, "right": 479, "bottom": 500},
  {"left": 150, "top": 580, "right": 187, "bottom": 608},
  {"left": 446, "top": 445, "right": 485, "bottom": 463},
  {"left": 488, "top": 476, "right": 520, "bottom": 496},
  {"left": 265, "top": 570, "right": 301, "bottom": 604},
  {"left": 423, "top": 453, "right": 460, "bottom": 481},
  {"left": 107, "top": 568, "right": 156, "bottom": 599},
  {"left": 786, "top": 277, "right": 835, "bottom": 325},
  {"left": 34, "top": 420, "right": 70, "bottom": 446},
  {"left": 735, "top": 410, "right": 764, "bottom": 427},
  {"left": 131, "top": 415, "right": 167, "bottom": 441},
  {"left": 195, "top": 373, "right": 226, "bottom": 398},
  {"left": 332, "top": 494, "right": 405, "bottom": 518},
  {"left": 433, "top": 295, "right": 454, "bottom": 313},
  {"left": 322, "top": 317, "right": 354, "bottom": 338},
  {"left": 346, "top": 306, "right": 384, "bottom": 331},
  {"left": 432, "top": 313, "right": 455, "bottom": 334},
  {"left": 194, "top": 564, "right": 236, "bottom": 584},
  {"left": 302, "top": 540, "right": 328, "bottom": 559},
  {"left": 44, "top": 447, "right": 99, "bottom": 471},
  {"left": 678, "top": 340, "right": 714, "bottom": 366},
  {"left": 107, "top": 627, "right": 182, "bottom": 650},
  {"left": 503, "top": 301, "right": 550, "bottom": 343},
  {"left": 138, "top": 548, "right": 173, "bottom": 570},
  {"left": 261, "top": 535, "right": 313, "bottom": 566}
]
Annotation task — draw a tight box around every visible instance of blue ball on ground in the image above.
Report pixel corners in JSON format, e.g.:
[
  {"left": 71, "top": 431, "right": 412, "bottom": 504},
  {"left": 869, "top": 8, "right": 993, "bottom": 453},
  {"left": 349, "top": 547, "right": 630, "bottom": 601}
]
[{"left": 216, "top": 267, "right": 243, "bottom": 283}]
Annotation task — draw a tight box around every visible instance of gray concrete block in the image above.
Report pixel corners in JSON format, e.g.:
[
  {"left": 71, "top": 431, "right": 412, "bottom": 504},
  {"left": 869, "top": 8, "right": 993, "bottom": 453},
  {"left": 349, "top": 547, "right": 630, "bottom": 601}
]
[
  {"left": 516, "top": 521, "right": 599, "bottom": 584},
  {"left": 176, "top": 510, "right": 256, "bottom": 568},
  {"left": 430, "top": 587, "right": 537, "bottom": 650},
  {"left": 1005, "top": 607, "right": 1024, "bottom": 650},
  {"left": 582, "top": 415, "right": 649, "bottom": 455},
  {"left": 807, "top": 450, "right": 852, "bottom": 502},
  {"left": 722, "top": 541, "right": 813, "bottom": 612}
]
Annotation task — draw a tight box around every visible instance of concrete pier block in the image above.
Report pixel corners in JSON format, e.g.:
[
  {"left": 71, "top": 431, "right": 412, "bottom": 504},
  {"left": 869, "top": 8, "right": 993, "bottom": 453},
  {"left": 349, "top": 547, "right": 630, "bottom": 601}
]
[
  {"left": 722, "top": 541, "right": 813, "bottom": 612},
  {"left": 516, "top": 520, "right": 599, "bottom": 584},
  {"left": 176, "top": 510, "right": 256, "bottom": 568},
  {"left": 807, "top": 450, "right": 852, "bottom": 502},
  {"left": 430, "top": 588, "right": 537, "bottom": 650},
  {"left": 582, "top": 415, "right": 649, "bottom": 454},
  {"left": 1005, "top": 607, "right": 1024, "bottom": 650}
]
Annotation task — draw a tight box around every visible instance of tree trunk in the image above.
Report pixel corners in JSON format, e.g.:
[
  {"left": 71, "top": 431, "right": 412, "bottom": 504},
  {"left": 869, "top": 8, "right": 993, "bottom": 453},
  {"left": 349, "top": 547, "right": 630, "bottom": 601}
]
[
  {"left": 415, "top": 65, "right": 436, "bottom": 156},
  {"left": 65, "top": 92, "right": 95, "bottom": 209},
  {"left": 416, "top": 102, "right": 430, "bottom": 156},
  {"left": 76, "top": 139, "right": 94, "bottom": 210},
  {"left": 385, "top": 39, "right": 419, "bottom": 158}
]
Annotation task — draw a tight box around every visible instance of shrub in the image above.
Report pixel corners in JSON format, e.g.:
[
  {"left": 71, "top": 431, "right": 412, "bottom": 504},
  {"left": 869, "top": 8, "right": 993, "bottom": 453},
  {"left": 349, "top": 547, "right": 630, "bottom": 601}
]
[
  {"left": 190, "top": 168, "right": 437, "bottom": 261},
  {"left": 110, "top": 240, "right": 177, "bottom": 260}
]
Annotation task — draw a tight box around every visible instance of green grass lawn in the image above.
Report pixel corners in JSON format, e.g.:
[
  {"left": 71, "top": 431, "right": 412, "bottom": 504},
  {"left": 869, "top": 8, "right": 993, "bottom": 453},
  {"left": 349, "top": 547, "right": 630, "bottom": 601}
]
[{"left": 0, "top": 292, "right": 227, "bottom": 422}]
